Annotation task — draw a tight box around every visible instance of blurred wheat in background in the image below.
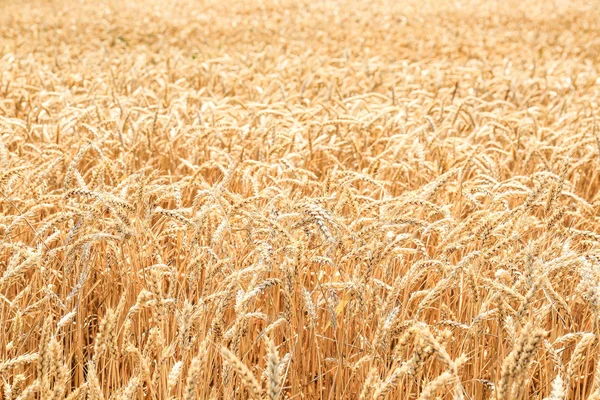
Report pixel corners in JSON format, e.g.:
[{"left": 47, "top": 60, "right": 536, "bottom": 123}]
[{"left": 1, "top": 0, "right": 600, "bottom": 398}]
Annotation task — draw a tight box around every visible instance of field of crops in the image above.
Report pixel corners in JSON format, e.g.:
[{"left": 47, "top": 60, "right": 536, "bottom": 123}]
[{"left": 1, "top": 0, "right": 600, "bottom": 398}]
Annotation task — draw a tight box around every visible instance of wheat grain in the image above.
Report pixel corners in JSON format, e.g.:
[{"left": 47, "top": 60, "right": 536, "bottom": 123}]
[{"left": 1, "top": 0, "right": 600, "bottom": 398}]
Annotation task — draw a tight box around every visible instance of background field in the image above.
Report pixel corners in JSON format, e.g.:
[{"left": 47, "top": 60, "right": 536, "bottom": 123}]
[{"left": 1, "top": 0, "right": 600, "bottom": 398}]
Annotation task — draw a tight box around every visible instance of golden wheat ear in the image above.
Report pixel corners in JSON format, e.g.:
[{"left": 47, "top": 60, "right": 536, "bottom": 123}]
[{"left": 2, "top": 0, "right": 600, "bottom": 398}]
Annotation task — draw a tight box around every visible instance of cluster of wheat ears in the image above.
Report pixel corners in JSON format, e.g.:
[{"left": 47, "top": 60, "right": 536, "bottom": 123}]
[{"left": 1, "top": 0, "right": 600, "bottom": 398}]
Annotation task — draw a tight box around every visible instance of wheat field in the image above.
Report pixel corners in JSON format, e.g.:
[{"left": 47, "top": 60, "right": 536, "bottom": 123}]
[{"left": 1, "top": 0, "right": 600, "bottom": 398}]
